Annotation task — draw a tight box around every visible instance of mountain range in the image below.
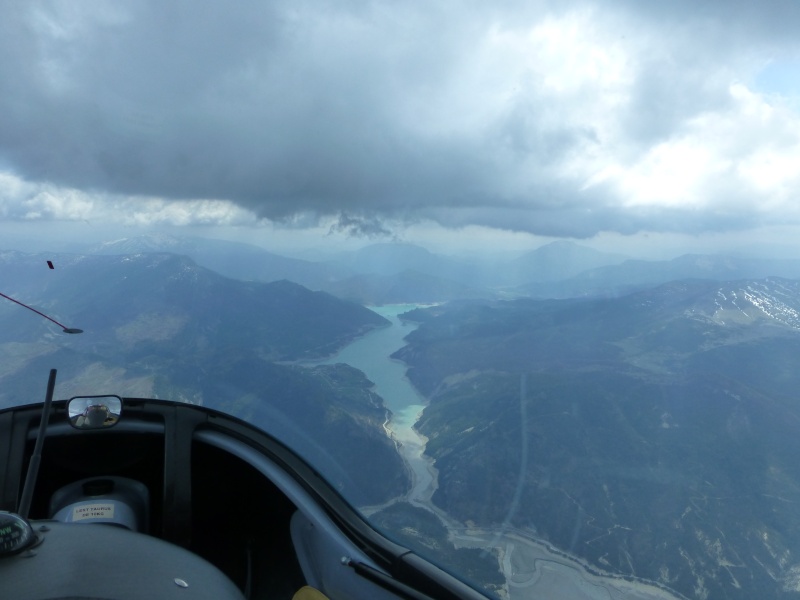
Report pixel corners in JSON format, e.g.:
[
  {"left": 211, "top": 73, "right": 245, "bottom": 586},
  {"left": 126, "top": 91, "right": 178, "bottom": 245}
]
[
  {"left": 89, "top": 233, "right": 353, "bottom": 290},
  {"left": 520, "top": 253, "right": 800, "bottom": 298},
  {"left": 0, "top": 250, "right": 406, "bottom": 505},
  {"left": 8, "top": 236, "right": 800, "bottom": 596},
  {"left": 70, "top": 234, "right": 633, "bottom": 300},
  {"left": 396, "top": 278, "right": 800, "bottom": 599},
  {"left": 81, "top": 233, "right": 800, "bottom": 302}
]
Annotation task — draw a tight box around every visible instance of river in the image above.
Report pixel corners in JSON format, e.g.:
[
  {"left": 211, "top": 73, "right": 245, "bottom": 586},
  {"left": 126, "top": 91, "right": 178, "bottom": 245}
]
[
  {"left": 307, "top": 304, "right": 686, "bottom": 600},
  {"left": 305, "top": 304, "right": 438, "bottom": 506}
]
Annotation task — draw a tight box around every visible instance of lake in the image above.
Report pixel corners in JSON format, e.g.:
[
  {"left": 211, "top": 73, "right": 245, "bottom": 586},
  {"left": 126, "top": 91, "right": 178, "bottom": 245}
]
[{"left": 305, "top": 304, "right": 438, "bottom": 505}]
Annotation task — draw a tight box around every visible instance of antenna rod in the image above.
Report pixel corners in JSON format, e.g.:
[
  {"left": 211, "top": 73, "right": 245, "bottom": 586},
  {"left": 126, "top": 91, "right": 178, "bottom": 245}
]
[
  {"left": 0, "top": 291, "right": 82, "bottom": 333},
  {"left": 18, "top": 369, "right": 58, "bottom": 519}
]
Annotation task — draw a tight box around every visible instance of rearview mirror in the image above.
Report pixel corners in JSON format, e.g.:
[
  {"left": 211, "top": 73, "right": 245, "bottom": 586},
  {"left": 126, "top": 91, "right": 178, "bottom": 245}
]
[{"left": 68, "top": 396, "right": 122, "bottom": 430}]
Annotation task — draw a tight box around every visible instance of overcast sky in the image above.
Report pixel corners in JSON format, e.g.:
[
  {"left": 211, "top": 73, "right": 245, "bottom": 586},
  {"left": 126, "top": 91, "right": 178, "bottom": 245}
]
[{"left": 1, "top": 1, "right": 800, "bottom": 253}]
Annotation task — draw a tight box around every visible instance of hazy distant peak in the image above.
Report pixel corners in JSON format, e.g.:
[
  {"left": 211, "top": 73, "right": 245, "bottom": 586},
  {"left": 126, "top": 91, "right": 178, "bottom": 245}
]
[
  {"left": 90, "top": 233, "right": 274, "bottom": 256},
  {"left": 511, "top": 241, "right": 628, "bottom": 283},
  {"left": 671, "top": 253, "right": 747, "bottom": 271},
  {"left": 531, "top": 240, "right": 588, "bottom": 253},
  {"left": 347, "top": 242, "right": 438, "bottom": 275},
  {"left": 355, "top": 242, "right": 434, "bottom": 258},
  {"left": 90, "top": 233, "right": 185, "bottom": 255},
  {"left": 526, "top": 240, "right": 627, "bottom": 260}
]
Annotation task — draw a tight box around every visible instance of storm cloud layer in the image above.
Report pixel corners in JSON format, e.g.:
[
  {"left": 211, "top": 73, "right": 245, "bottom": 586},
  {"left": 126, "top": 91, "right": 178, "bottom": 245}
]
[{"left": 2, "top": 0, "right": 800, "bottom": 237}]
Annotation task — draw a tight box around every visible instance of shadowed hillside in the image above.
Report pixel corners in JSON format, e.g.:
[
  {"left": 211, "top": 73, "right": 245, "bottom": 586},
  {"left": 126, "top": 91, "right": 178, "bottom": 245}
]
[
  {"left": 397, "top": 278, "right": 800, "bottom": 599},
  {"left": 0, "top": 250, "right": 407, "bottom": 505}
]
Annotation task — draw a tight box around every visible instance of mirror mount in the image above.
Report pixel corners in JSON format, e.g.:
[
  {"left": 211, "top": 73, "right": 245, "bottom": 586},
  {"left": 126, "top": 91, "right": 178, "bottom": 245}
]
[{"left": 67, "top": 396, "right": 123, "bottom": 430}]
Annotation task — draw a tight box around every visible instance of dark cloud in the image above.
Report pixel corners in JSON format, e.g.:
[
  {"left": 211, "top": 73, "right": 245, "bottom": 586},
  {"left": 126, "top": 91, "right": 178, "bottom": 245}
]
[
  {"left": 1, "top": 1, "right": 800, "bottom": 238},
  {"left": 328, "top": 213, "right": 394, "bottom": 239},
  {"left": 605, "top": 0, "right": 800, "bottom": 45},
  {"left": 422, "top": 201, "right": 764, "bottom": 240}
]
